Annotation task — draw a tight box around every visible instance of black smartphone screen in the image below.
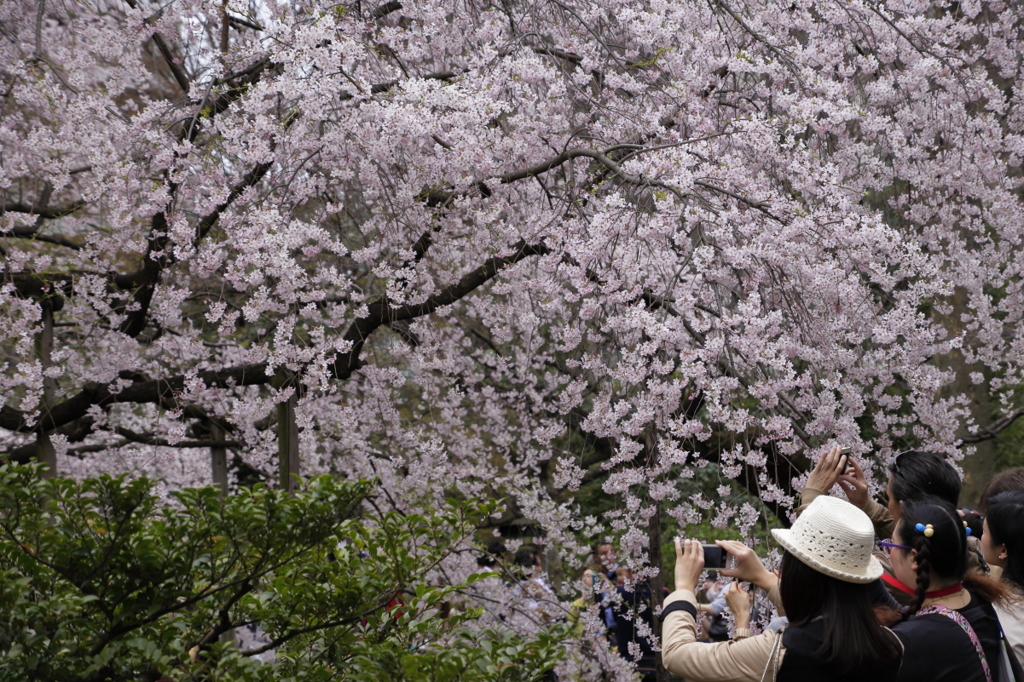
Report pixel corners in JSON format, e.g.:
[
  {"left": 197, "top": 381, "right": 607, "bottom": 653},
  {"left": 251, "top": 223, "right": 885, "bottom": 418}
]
[{"left": 702, "top": 544, "right": 726, "bottom": 569}]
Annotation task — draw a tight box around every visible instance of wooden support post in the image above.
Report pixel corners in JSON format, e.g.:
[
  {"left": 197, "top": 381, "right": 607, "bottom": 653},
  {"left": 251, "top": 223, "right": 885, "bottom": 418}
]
[
  {"left": 35, "top": 302, "right": 58, "bottom": 477},
  {"left": 545, "top": 545, "right": 563, "bottom": 593},
  {"left": 210, "top": 422, "right": 229, "bottom": 496},
  {"left": 220, "top": 0, "right": 230, "bottom": 54},
  {"left": 210, "top": 419, "right": 237, "bottom": 648},
  {"left": 277, "top": 391, "right": 300, "bottom": 491}
]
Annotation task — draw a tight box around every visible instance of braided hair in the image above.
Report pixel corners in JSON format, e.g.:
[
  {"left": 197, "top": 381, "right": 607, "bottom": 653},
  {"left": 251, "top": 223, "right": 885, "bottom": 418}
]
[
  {"left": 896, "top": 498, "right": 968, "bottom": 615},
  {"left": 909, "top": 530, "right": 932, "bottom": 614}
]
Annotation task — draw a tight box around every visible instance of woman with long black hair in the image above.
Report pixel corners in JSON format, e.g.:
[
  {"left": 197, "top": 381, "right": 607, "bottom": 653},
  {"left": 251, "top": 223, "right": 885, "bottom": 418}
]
[
  {"left": 982, "top": 491, "right": 1024, "bottom": 667},
  {"left": 662, "top": 495, "right": 903, "bottom": 681},
  {"left": 887, "top": 498, "right": 1009, "bottom": 682}
]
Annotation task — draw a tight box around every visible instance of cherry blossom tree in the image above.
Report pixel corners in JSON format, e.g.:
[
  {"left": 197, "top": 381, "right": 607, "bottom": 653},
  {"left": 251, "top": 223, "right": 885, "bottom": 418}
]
[{"left": 4, "top": 0, "right": 1024, "bottom": 676}]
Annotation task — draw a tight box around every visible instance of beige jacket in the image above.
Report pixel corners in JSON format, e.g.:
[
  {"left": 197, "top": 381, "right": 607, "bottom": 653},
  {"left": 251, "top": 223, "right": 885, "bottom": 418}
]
[{"left": 662, "top": 584, "right": 786, "bottom": 682}]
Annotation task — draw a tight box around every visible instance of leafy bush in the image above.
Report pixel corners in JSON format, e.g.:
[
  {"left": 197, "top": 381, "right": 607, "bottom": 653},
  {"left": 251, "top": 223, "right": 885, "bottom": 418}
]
[{"left": 0, "top": 464, "right": 566, "bottom": 681}]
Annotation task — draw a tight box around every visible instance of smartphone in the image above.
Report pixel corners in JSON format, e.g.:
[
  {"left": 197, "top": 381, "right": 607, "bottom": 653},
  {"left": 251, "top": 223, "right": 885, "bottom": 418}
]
[
  {"left": 702, "top": 544, "right": 728, "bottom": 569},
  {"left": 839, "top": 447, "right": 855, "bottom": 473}
]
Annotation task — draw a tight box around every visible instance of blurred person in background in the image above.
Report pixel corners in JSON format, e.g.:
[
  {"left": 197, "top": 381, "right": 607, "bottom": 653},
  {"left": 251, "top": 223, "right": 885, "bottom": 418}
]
[{"left": 980, "top": 491, "right": 1024, "bottom": 671}]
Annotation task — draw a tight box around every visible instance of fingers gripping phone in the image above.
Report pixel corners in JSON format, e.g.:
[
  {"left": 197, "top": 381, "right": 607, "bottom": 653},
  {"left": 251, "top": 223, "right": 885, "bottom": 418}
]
[
  {"left": 702, "top": 544, "right": 728, "bottom": 569},
  {"left": 839, "top": 447, "right": 855, "bottom": 474}
]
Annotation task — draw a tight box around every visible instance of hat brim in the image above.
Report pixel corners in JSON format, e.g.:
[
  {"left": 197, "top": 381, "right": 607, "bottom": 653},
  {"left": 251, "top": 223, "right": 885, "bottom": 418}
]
[{"left": 772, "top": 528, "right": 883, "bottom": 584}]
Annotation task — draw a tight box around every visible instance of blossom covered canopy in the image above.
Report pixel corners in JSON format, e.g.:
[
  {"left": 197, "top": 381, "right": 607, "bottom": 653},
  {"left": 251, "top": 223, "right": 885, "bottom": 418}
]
[{"left": 2, "top": 0, "right": 1023, "bottom": 559}]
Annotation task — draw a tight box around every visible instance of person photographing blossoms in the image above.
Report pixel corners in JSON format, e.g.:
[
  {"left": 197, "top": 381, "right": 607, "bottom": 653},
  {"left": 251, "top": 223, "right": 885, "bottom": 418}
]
[
  {"left": 802, "top": 447, "right": 968, "bottom": 606},
  {"left": 662, "top": 495, "right": 902, "bottom": 681}
]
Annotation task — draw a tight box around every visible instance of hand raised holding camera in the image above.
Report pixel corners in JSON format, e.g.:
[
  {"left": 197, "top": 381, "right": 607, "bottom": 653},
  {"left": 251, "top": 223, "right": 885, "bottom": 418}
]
[
  {"left": 673, "top": 538, "right": 706, "bottom": 593},
  {"left": 837, "top": 456, "right": 870, "bottom": 509},
  {"left": 716, "top": 540, "right": 777, "bottom": 593},
  {"left": 804, "top": 445, "right": 849, "bottom": 495},
  {"left": 724, "top": 581, "right": 751, "bottom": 629}
]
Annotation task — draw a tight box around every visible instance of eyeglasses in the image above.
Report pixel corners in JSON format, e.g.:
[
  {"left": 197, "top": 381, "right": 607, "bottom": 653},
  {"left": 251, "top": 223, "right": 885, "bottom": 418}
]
[{"left": 878, "top": 540, "right": 912, "bottom": 556}]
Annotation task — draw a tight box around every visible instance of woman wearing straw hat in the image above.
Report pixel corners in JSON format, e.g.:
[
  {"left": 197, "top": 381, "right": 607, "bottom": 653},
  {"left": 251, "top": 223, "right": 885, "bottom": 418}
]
[{"left": 662, "top": 495, "right": 903, "bottom": 682}]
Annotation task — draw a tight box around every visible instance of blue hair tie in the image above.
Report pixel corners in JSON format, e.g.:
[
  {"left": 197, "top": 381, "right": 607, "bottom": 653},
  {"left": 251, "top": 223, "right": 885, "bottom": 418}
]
[
  {"left": 915, "top": 523, "right": 926, "bottom": 532},
  {"left": 966, "top": 527, "right": 973, "bottom": 536}
]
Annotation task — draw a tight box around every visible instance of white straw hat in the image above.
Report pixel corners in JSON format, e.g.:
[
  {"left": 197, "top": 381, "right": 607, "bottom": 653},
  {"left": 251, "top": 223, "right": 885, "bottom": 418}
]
[{"left": 772, "top": 495, "right": 883, "bottom": 584}]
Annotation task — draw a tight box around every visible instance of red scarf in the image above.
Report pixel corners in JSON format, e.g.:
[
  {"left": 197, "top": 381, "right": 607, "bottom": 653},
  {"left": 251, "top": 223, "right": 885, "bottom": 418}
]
[{"left": 881, "top": 573, "right": 964, "bottom": 598}]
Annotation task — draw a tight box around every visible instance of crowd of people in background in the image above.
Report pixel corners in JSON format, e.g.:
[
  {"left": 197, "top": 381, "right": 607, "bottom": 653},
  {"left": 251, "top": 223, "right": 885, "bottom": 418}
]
[
  {"left": 663, "top": 450, "right": 1024, "bottom": 681},
  {"left": 474, "top": 452, "right": 1024, "bottom": 681}
]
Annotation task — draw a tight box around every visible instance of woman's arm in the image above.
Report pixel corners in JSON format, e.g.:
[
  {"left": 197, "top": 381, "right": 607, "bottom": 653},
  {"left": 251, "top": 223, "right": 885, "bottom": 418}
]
[
  {"left": 661, "top": 588, "right": 780, "bottom": 681},
  {"left": 724, "top": 581, "right": 754, "bottom": 640},
  {"left": 724, "top": 582, "right": 751, "bottom": 629},
  {"left": 716, "top": 541, "right": 778, "bottom": 594}
]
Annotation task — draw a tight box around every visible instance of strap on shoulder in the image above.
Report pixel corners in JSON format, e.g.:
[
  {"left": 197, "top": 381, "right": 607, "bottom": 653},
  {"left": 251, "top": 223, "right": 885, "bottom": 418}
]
[{"left": 917, "top": 606, "right": 992, "bottom": 682}]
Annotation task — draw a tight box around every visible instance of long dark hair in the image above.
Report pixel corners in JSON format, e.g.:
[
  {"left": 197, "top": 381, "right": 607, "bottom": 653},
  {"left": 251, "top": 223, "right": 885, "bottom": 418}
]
[
  {"left": 897, "top": 498, "right": 1007, "bottom": 612},
  {"left": 778, "top": 551, "right": 902, "bottom": 676},
  {"left": 986, "top": 491, "right": 1024, "bottom": 588}
]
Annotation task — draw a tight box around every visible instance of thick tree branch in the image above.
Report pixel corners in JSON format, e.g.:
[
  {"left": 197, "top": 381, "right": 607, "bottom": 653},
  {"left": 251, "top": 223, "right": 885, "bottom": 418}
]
[
  {"left": 123, "top": 0, "right": 190, "bottom": 93},
  {"left": 227, "top": 14, "right": 263, "bottom": 31},
  {"left": 2, "top": 200, "right": 86, "bottom": 219},
  {"left": 370, "top": 1, "right": 403, "bottom": 18},
  {"left": 113, "top": 78, "right": 276, "bottom": 337},
  {"left": 114, "top": 426, "right": 240, "bottom": 449},
  {"left": 196, "top": 161, "right": 273, "bottom": 244},
  {"left": 491, "top": 146, "right": 788, "bottom": 221},
  {"left": 3, "top": 416, "right": 95, "bottom": 463},
  {"left": 220, "top": 57, "right": 271, "bottom": 86},
  {"left": 0, "top": 242, "right": 549, "bottom": 433},
  {"left": 533, "top": 47, "right": 583, "bottom": 63},
  {"left": 6, "top": 272, "right": 75, "bottom": 300},
  {"left": 368, "top": 70, "right": 456, "bottom": 96},
  {"left": 962, "top": 407, "right": 1024, "bottom": 444},
  {"left": 8, "top": 224, "right": 83, "bottom": 249},
  {"left": 150, "top": 32, "right": 190, "bottom": 94},
  {"left": 497, "top": 147, "right": 690, "bottom": 206},
  {"left": 333, "top": 239, "right": 550, "bottom": 377},
  {"left": 112, "top": 211, "right": 170, "bottom": 337},
  {"left": 693, "top": 179, "right": 783, "bottom": 222},
  {"left": 0, "top": 364, "right": 270, "bottom": 434}
]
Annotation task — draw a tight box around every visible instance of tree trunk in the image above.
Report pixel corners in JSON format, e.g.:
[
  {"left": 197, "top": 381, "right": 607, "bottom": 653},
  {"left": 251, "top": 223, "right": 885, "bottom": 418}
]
[
  {"left": 957, "top": 374, "right": 995, "bottom": 509},
  {"left": 646, "top": 426, "right": 671, "bottom": 682},
  {"left": 935, "top": 285, "right": 995, "bottom": 509}
]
